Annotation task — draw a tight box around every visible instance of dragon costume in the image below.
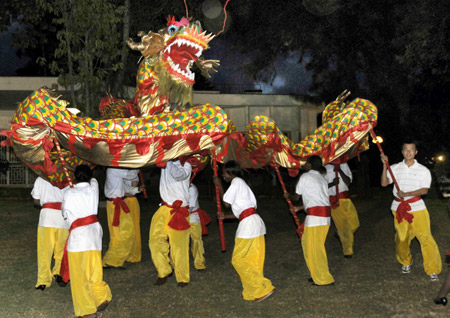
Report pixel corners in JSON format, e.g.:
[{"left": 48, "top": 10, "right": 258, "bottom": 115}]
[{"left": 1, "top": 16, "right": 378, "bottom": 188}]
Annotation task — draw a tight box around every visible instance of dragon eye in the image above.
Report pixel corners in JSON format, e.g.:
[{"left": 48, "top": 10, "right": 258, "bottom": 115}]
[{"left": 168, "top": 25, "right": 178, "bottom": 36}]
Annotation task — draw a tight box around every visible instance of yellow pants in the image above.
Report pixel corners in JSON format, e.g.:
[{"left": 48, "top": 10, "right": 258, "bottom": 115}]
[
  {"left": 103, "top": 201, "right": 136, "bottom": 267},
  {"left": 36, "top": 226, "right": 69, "bottom": 288},
  {"left": 232, "top": 236, "right": 275, "bottom": 301},
  {"left": 149, "top": 205, "right": 190, "bottom": 283},
  {"left": 125, "top": 197, "right": 141, "bottom": 263},
  {"left": 331, "top": 198, "right": 359, "bottom": 256},
  {"left": 190, "top": 222, "right": 206, "bottom": 270},
  {"left": 393, "top": 208, "right": 442, "bottom": 275},
  {"left": 69, "top": 250, "right": 112, "bottom": 317},
  {"left": 302, "top": 225, "right": 334, "bottom": 285}
]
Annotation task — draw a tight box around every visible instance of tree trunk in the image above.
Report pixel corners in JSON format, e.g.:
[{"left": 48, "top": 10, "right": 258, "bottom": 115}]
[{"left": 113, "top": 0, "right": 130, "bottom": 96}]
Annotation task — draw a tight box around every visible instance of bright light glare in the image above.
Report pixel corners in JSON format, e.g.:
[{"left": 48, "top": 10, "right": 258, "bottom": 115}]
[
  {"left": 372, "top": 136, "right": 383, "bottom": 143},
  {"left": 437, "top": 155, "right": 445, "bottom": 162}
]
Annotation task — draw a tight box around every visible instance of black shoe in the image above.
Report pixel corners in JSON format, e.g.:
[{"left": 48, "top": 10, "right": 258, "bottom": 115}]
[
  {"left": 54, "top": 275, "right": 68, "bottom": 287},
  {"left": 103, "top": 265, "right": 126, "bottom": 270},
  {"left": 434, "top": 297, "right": 448, "bottom": 306},
  {"left": 177, "top": 282, "right": 189, "bottom": 287},
  {"left": 35, "top": 285, "right": 46, "bottom": 291},
  {"left": 307, "top": 277, "right": 313, "bottom": 283},
  {"left": 155, "top": 273, "right": 173, "bottom": 286},
  {"left": 344, "top": 255, "right": 353, "bottom": 259},
  {"left": 97, "top": 300, "right": 110, "bottom": 312}
]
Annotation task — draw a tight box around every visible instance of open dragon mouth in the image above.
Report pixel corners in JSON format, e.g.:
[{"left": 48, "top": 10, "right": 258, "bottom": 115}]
[{"left": 162, "top": 37, "right": 205, "bottom": 85}]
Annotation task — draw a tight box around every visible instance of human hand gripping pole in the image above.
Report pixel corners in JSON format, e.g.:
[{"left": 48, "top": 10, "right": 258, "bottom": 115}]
[
  {"left": 211, "top": 148, "right": 226, "bottom": 252},
  {"left": 369, "top": 129, "right": 401, "bottom": 194},
  {"left": 370, "top": 129, "right": 414, "bottom": 224},
  {"left": 138, "top": 170, "right": 148, "bottom": 199}
]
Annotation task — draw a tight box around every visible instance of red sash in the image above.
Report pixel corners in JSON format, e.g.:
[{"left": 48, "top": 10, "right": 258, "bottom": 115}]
[
  {"left": 191, "top": 208, "right": 212, "bottom": 235},
  {"left": 394, "top": 196, "right": 421, "bottom": 224},
  {"left": 329, "top": 191, "right": 350, "bottom": 209},
  {"left": 42, "top": 202, "right": 62, "bottom": 210},
  {"left": 162, "top": 200, "right": 190, "bottom": 231},
  {"left": 306, "top": 206, "right": 331, "bottom": 217},
  {"left": 239, "top": 207, "right": 257, "bottom": 222},
  {"left": 107, "top": 197, "right": 130, "bottom": 227},
  {"left": 60, "top": 214, "right": 99, "bottom": 283}
]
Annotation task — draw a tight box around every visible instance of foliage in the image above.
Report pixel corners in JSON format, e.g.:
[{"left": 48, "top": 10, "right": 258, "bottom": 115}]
[{"left": 226, "top": 0, "right": 450, "bottom": 156}]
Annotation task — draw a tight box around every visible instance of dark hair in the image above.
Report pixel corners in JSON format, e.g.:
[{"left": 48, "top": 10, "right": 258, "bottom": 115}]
[
  {"left": 307, "top": 155, "right": 323, "bottom": 171},
  {"left": 223, "top": 160, "right": 243, "bottom": 178},
  {"left": 74, "top": 164, "right": 92, "bottom": 183},
  {"left": 402, "top": 139, "right": 418, "bottom": 150}
]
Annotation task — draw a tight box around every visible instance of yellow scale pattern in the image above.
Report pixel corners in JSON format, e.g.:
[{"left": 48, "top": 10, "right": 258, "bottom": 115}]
[
  {"left": 12, "top": 89, "right": 232, "bottom": 139},
  {"left": 245, "top": 98, "right": 377, "bottom": 157}
]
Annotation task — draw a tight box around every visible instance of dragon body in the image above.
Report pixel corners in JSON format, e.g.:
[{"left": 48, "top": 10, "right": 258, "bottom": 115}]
[{"left": 2, "top": 17, "right": 378, "bottom": 187}]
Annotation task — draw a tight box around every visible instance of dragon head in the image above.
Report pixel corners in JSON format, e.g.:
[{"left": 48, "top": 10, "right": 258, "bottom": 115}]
[{"left": 128, "top": 16, "right": 217, "bottom": 87}]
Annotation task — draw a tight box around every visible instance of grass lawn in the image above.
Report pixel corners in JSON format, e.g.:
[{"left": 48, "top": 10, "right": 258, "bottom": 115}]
[{"left": 0, "top": 187, "right": 449, "bottom": 318}]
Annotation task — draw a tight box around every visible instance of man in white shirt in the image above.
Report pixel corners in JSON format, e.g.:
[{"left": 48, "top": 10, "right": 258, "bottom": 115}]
[
  {"left": 381, "top": 141, "right": 441, "bottom": 281},
  {"left": 150, "top": 160, "right": 192, "bottom": 287},
  {"left": 103, "top": 168, "right": 141, "bottom": 268},
  {"left": 325, "top": 163, "right": 359, "bottom": 258},
  {"left": 62, "top": 164, "right": 111, "bottom": 317},
  {"left": 285, "top": 155, "right": 334, "bottom": 286},
  {"left": 31, "top": 177, "right": 69, "bottom": 290}
]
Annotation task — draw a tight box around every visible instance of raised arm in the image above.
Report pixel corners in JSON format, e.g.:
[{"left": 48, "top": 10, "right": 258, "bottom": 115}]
[{"left": 380, "top": 154, "right": 390, "bottom": 187}]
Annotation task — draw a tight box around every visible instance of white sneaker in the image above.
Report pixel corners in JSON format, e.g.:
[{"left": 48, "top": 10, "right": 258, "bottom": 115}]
[
  {"left": 429, "top": 273, "right": 439, "bottom": 281},
  {"left": 401, "top": 264, "right": 411, "bottom": 273}
]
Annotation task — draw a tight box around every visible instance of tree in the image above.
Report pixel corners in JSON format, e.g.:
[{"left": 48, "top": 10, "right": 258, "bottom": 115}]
[{"left": 225, "top": 0, "right": 450, "bottom": 155}]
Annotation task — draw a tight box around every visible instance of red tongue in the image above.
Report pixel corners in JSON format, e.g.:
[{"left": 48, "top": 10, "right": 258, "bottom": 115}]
[{"left": 170, "top": 50, "right": 198, "bottom": 70}]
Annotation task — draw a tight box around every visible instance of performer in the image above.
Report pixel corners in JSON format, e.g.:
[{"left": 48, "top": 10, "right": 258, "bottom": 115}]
[
  {"left": 150, "top": 159, "right": 192, "bottom": 287},
  {"left": 103, "top": 168, "right": 140, "bottom": 268},
  {"left": 325, "top": 163, "right": 360, "bottom": 258},
  {"left": 62, "top": 165, "right": 111, "bottom": 317},
  {"left": 213, "top": 160, "right": 275, "bottom": 302},
  {"left": 285, "top": 155, "right": 334, "bottom": 286},
  {"left": 381, "top": 141, "right": 441, "bottom": 280},
  {"left": 31, "top": 176, "right": 69, "bottom": 290},
  {"left": 123, "top": 171, "right": 144, "bottom": 263},
  {"left": 188, "top": 182, "right": 211, "bottom": 271}
]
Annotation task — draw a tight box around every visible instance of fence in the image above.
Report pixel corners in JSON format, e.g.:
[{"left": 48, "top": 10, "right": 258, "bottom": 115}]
[{"left": 0, "top": 136, "right": 37, "bottom": 187}]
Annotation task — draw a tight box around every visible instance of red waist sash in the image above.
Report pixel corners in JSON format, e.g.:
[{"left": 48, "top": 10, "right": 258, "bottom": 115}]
[
  {"left": 239, "top": 207, "right": 257, "bottom": 222},
  {"left": 107, "top": 197, "right": 130, "bottom": 227},
  {"left": 191, "top": 208, "right": 212, "bottom": 235},
  {"left": 42, "top": 202, "right": 62, "bottom": 210},
  {"left": 306, "top": 206, "right": 331, "bottom": 217},
  {"left": 393, "top": 196, "right": 421, "bottom": 224},
  {"left": 60, "top": 214, "right": 99, "bottom": 283},
  {"left": 162, "top": 200, "right": 190, "bottom": 231},
  {"left": 329, "top": 191, "right": 350, "bottom": 209}
]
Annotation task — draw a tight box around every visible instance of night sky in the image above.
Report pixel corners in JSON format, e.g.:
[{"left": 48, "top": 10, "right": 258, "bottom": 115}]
[{"left": 0, "top": 18, "right": 312, "bottom": 95}]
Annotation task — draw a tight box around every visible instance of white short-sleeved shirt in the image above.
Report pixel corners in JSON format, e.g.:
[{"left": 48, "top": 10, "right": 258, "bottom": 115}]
[
  {"left": 189, "top": 184, "right": 200, "bottom": 224},
  {"left": 31, "top": 177, "right": 69, "bottom": 229},
  {"left": 387, "top": 160, "right": 431, "bottom": 212},
  {"left": 325, "top": 163, "right": 352, "bottom": 195},
  {"left": 62, "top": 179, "right": 103, "bottom": 252},
  {"left": 159, "top": 161, "right": 192, "bottom": 206},
  {"left": 295, "top": 170, "right": 331, "bottom": 227},
  {"left": 104, "top": 168, "right": 139, "bottom": 199},
  {"left": 223, "top": 177, "right": 266, "bottom": 239}
]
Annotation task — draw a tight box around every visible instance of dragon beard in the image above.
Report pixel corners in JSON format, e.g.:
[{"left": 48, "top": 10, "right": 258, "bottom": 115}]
[{"left": 155, "top": 60, "right": 193, "bottom": 108}]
